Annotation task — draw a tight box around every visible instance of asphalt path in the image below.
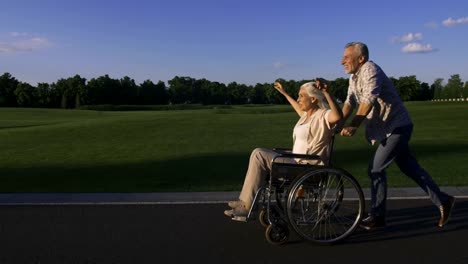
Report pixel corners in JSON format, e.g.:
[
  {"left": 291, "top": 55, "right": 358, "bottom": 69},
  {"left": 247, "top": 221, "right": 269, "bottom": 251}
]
[{"left": 0, "top": 198, "right": 467, "bottom": 264}]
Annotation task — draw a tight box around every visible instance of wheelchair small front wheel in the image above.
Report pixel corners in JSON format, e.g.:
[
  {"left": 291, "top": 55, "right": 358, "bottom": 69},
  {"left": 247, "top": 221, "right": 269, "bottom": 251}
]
[
  {"left": 259, "top": 208, "right": 281, "bottom": 227},
  {"left": 259, "top": 210, "right": 269, "bottom": 227},
  {"left": 265, "top": 224, "right": 289, "bottom": 245}
]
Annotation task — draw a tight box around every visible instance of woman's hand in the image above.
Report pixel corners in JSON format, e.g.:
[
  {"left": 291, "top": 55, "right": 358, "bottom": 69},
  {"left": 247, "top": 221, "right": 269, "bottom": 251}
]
[
  {"left": 274, "top": 81, "right": 302, "bottom": 116},
  {"left": 314, "top": 78, "right": 329, "bottom": 93},
  {"left": 274, "top": 81, "right": 287, "bottom": 96}
]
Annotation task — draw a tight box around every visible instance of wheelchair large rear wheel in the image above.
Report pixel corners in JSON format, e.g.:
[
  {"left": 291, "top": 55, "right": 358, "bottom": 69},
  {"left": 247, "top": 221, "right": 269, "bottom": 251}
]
[{"left": 286, "top": 167, "right": 364, "bottom": 245}]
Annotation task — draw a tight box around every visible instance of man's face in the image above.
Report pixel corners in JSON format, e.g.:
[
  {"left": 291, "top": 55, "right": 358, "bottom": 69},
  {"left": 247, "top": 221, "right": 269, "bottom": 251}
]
[{"left": 341, "top": 46, "right": 363, "bottom": 74}]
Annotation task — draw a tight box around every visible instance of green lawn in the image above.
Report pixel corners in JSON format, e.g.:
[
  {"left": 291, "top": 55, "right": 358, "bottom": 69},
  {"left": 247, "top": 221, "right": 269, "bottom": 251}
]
[{"left": 0, "top": 102, "right": 467, "bottom": 192}]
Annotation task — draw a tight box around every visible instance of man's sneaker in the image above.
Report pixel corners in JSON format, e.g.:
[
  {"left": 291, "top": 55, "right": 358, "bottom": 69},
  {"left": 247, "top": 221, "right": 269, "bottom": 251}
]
[
  {"left": 438, "top": 196, "right": 455, "bottom": 228},
  {"left": 228, "top": 200, "right": 245, "bottom": 209},
  {"left": 360, "top": 215, "right": 386, "bottom": 231}
]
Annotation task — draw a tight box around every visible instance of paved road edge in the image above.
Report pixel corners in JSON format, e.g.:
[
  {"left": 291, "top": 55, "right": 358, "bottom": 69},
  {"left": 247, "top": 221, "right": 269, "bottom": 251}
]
[{"left": 0, "top": 187, "right": 467, "bottom": 205}]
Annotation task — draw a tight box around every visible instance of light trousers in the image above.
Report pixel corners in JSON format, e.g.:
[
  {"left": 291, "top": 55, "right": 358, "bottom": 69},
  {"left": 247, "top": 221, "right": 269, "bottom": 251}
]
[{"left": 239, "top": 148, "right": 277, "bottom": 208}]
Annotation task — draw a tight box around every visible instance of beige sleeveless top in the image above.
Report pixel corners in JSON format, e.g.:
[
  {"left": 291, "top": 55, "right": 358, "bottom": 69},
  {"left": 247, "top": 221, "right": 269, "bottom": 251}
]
[{"left": 292, "top": 109, "right": 334, "bottom": 165}]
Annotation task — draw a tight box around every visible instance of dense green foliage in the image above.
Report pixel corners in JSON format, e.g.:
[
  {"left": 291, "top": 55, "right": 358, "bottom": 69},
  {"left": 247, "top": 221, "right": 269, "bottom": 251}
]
[
  {"left": 1, "top": 72, "right": 467, "bottom": 109},
  {"left": 0, "top": 102, "right": 467, "bottom": 192}
]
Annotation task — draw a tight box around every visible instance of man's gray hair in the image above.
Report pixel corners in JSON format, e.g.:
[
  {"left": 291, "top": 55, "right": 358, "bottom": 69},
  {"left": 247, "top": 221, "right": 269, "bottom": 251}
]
[{"left": 345, "top": 42, "right": 369, "bottom": 61}]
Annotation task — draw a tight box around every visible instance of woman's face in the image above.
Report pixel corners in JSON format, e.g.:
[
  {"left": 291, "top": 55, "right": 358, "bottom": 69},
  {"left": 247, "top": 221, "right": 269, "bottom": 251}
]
[{"left": 297, "top": 88, "right": 314, "bottom": 111}]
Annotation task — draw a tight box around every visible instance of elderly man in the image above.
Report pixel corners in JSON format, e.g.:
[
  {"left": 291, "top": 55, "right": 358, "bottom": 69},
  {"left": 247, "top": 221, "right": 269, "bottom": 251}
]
[{"left": 339, "top": 42, "right": 454, "bottom": 230}]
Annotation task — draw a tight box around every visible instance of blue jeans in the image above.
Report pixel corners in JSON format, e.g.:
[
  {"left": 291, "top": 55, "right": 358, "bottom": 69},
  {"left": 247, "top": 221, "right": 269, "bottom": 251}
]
[{"left": 369, "top": 124, "right": 450, "bottom": 217}]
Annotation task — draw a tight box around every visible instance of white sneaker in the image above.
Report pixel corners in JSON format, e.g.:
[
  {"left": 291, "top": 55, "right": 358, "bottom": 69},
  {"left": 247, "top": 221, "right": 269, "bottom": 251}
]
[
  {"left": 224, "top": 209, "right": 235, "bottom": 217},
  {"left": 232, "top": 205, "right": 248, "bottom": 217},
  {"left": 224, "top": 204, "right": 249, "bottom": 221}
]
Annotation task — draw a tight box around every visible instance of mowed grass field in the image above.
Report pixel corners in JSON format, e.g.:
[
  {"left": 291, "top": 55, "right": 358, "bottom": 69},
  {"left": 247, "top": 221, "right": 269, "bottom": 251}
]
[{"left": 0, "top": 102, "right": 467, "bottom": 192}]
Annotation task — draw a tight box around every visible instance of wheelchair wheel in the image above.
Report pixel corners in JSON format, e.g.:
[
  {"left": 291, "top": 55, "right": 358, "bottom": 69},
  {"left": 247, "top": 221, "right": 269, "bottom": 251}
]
[
  {"left": 259, "top": 207, "right": 282, "bottom": 227},
  {"left": 259, "top": 210, "right": 269, "bottom": 227},
  {"left": 265, "top": 223, "right": 289, "bottom": 245},
  {"left": 286, "top": 167, "right": 364, "bottom": 245}
]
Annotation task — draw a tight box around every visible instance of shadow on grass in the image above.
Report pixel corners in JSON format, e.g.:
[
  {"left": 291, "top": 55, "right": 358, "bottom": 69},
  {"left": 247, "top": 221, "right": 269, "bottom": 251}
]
[
  {"left": 332, "top": 141, "right": 468, "bottom": 187},
  {"left": 0, "top": 153, "right": 249, "bottom": 193},
  {"left": 0, "top": 123, "right": 58, "bottom": 130},
  {"left": 333, "top": 141, "right": 468, "bottom": 167},
  {"left": 0, "top": 142, "right": 467, "bottom": 193}
]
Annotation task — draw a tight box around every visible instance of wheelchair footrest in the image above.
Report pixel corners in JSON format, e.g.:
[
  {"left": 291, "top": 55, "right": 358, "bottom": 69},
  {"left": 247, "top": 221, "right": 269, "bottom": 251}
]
[{"left": 231, "top": 216, "right": 247, "bottom": 222}]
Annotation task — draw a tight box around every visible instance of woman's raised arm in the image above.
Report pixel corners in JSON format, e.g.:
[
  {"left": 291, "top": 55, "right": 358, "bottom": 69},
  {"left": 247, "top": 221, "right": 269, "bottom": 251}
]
[
  {"left": 315, "top": 78, "right": 343, "bottom": 126},
  {"left": 274, "top": 81, "right": 302, "bottom": 117}
]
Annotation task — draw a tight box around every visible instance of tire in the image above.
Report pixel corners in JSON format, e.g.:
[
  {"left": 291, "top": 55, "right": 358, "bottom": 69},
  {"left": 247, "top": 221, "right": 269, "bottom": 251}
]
[
  {"left": 259, "top": 207, "right": 282, "bottom": 227},
  {"left": 259, "top": 209, "right": 269, "bottom": 227},
  {"left": 265, "top": 224, "right": 289, "bottom": 245},
  {"left": 286, "top": 167, "right": 364, "bottom": 245}
]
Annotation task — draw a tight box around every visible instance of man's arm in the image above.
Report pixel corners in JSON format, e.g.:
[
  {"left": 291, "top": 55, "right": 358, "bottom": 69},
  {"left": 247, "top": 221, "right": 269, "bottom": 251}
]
[
  {"left": 342, "top": 102, "right": 354, "bottom": 123},
  {"left": 340, "top": 102, "right": 373, "bottom": 137}
]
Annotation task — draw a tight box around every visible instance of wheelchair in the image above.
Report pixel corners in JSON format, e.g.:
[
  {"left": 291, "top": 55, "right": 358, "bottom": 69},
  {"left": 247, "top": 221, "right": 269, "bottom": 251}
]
[{"left": 233, "top": 137, "right": 365, "bottom": 245}]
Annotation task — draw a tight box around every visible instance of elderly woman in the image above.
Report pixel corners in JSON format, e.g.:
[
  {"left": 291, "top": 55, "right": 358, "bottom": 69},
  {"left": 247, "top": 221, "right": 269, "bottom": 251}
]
[{"left": 225, "top": 79, "right": 343, "bottom": 219}]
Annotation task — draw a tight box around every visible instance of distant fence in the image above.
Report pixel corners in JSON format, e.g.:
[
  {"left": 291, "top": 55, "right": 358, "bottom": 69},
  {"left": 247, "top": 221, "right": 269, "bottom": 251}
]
[{"left": 432, "top": 98, "right": 467, "bottom": 102}]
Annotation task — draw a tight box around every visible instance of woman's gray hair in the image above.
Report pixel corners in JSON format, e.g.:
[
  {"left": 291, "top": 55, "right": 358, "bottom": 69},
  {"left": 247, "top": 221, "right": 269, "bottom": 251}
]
[
  {"left": 345, "top": 42, "right": 369, "bottom": 61},
  {"left": 300, "top": 82, "right": 330, "bottom": 109}
]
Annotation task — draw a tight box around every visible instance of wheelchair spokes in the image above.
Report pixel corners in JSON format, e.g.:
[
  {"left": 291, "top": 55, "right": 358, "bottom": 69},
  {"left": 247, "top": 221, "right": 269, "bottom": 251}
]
[
  {"left": 244, "top": 165, "right": 364, "bottom": 246},
  {"left": 286, "top": 168, "right": 364, "bottom": 244}
]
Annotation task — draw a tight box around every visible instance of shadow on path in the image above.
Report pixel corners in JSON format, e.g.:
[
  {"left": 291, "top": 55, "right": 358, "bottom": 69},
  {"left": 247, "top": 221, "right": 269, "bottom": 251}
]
[{"left": 346, "top": 199, "right": 468, "bottom": 244}]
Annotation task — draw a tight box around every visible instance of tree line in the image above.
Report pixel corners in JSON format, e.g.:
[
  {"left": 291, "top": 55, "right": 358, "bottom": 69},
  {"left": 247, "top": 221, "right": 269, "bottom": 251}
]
[{"left": 1, "top": 72, "right": 467, "bottom": 108}]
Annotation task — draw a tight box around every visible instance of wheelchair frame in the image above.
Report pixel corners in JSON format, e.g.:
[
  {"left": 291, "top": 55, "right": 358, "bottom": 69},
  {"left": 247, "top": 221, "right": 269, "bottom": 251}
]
[{"left": 234, "top": 136, "right": 365, "bottom": 245}]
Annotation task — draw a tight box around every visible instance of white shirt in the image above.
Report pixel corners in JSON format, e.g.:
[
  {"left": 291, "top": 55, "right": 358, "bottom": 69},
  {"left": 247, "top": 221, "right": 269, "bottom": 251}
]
[{"left": 292, "top": 121, "right": 309, "bottom": 155}]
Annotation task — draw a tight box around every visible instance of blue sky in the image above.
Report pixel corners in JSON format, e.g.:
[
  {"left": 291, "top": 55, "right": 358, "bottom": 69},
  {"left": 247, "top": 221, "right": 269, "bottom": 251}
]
[{"left": 1, "top": 0, "right": 467, "bottom": 86}]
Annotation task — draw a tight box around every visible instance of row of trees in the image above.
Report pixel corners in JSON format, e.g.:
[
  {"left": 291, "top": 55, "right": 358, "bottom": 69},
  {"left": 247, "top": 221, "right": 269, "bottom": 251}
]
[{"left": 1, "top": 72, "right": 467, "bottom": 108}]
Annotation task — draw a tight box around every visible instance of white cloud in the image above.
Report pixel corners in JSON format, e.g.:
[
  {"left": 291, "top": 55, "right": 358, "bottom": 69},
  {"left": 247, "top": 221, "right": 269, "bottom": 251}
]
[
  {"left": 273, "top": 62, "right": 286, "bottom": 69},
  {"left": 0, "top": 45, "right": 12, "bottom": 53},
  {"left": 393, "top": 33, "right": 423, "bottom": 43},
  {"left": 0, "top": 37, "right": 52, "bottom": 53},
  {"left": 442, "top": 17, "right": 468, "bottom": 27},
  {"left": 10, "top": 32, "right": 29, "bottom": 37},
  {"left": 401, "top": 42, "right": 436, "bottom": 53}
]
